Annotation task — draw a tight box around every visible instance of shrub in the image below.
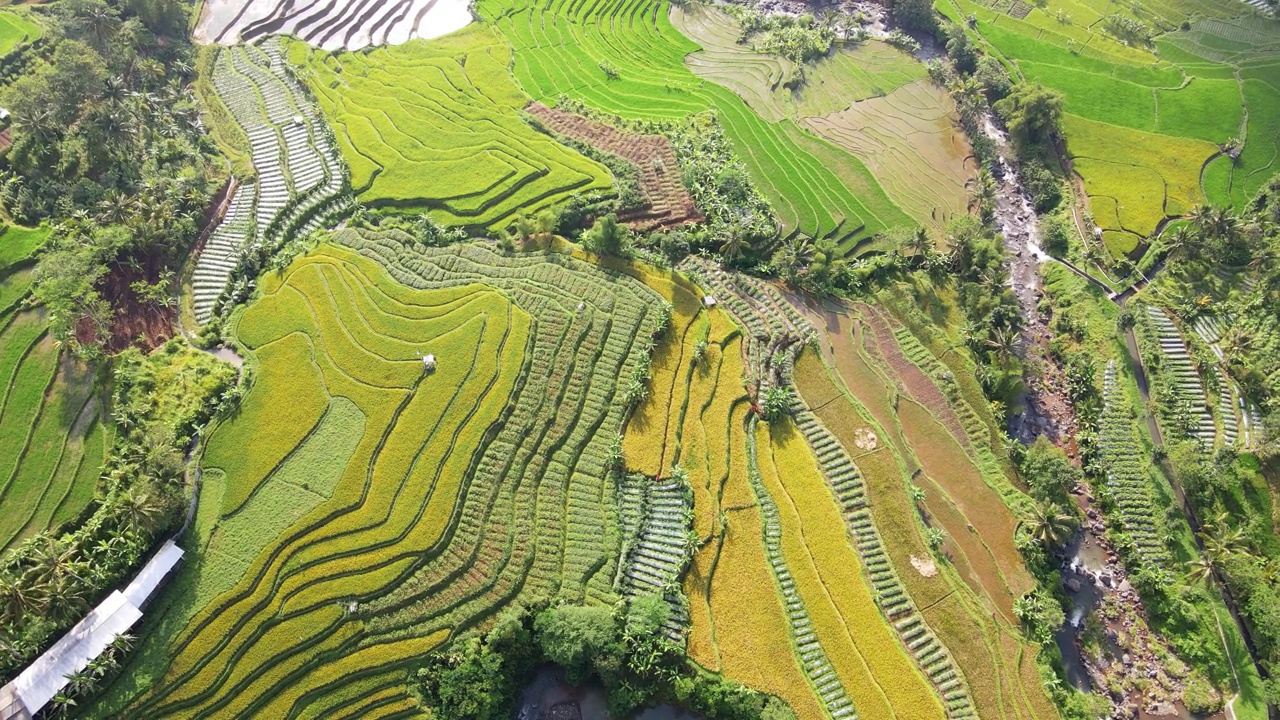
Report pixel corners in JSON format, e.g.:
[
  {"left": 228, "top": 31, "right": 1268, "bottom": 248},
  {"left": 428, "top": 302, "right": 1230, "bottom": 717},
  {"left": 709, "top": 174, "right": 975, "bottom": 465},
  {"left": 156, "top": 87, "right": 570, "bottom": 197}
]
[
  {"left": 1181, "top": 673, "right": 1222, "bottom": 714},
  {"left": 1022, "top": 159, "right": 1063, "bottom": 212},
  {"left": 1040, "top": 212, "right": 1072, "bottom": 257}
]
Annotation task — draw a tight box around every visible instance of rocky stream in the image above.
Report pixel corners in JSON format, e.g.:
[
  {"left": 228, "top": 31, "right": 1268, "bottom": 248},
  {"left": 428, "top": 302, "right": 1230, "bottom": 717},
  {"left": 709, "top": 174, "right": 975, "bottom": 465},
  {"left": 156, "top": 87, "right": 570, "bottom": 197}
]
[{"left": 982, "top": 115, "right": 1222, "bottom": 718}]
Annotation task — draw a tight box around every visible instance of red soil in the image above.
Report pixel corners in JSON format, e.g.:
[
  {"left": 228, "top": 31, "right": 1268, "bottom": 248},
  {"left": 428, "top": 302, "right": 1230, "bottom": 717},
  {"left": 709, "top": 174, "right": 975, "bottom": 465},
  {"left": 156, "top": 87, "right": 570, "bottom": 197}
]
[
  {"left": 526, "top": 103, "right": 702, "bottom": 232},
  {"left": 75, "top": 253, "right": 177, "bottom": 353}
]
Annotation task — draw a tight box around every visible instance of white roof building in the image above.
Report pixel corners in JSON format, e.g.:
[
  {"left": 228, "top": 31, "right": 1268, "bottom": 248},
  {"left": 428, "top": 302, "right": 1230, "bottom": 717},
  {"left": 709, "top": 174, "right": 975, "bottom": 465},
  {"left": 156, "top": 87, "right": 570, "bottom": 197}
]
[{"left": 0, "top": 540, "right": 184, "bottom": 720}]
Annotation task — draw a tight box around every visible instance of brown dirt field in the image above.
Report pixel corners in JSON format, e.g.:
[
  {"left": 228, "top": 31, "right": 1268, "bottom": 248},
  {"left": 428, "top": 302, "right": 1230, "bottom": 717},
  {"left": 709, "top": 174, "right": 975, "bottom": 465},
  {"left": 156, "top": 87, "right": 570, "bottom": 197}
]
[
  {"left": 0, "top": 130, "right": 11, "bottom": 152},
  {"left": 898, "top": 398, "right": 1028, "bottom": 621},
  {"left": 75, "top": 253, "right": 176, "bottom": 353},
  {"left": 791, "top": 301, "right": 1033, "bottom": 615},
  {"left": 795, "top": 348, "right": 1059, "bottom": 720},
  {"left": 526, "top": 103, "right": 702, "bottom": 231},
  {"left": 859, "top": 304, "right": 974, "bottom": 452}
]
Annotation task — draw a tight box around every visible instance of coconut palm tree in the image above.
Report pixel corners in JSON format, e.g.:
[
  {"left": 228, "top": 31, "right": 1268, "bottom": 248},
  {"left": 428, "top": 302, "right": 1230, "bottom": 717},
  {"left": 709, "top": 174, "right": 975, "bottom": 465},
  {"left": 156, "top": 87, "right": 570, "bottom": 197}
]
[
  {"left": 1186, "top": 555, "right": 1215, "bottom": 585},
  {"left": 974, "top": 168, "right": 998, "bottom": 222},
  {"left": 116, "top": 485, "right": 167, "bottom": 535},
  {"left": 985, "top": 326, "right": 1019, "bottom": 364},
  {"left": 907, "top": 227, "right": 934, "bottom": 259},
  {"left": 1162, "top": 224, "right": 1197, "bottom": 264},
  {"left": 1026, "top": 499, "right": 1075, "bottom": 548},
  {"left": 0, "top": 574, "right": 43, "bottom": 623},
  {"left": 719, "top": 221, "right": 750, "bottom": 260}
]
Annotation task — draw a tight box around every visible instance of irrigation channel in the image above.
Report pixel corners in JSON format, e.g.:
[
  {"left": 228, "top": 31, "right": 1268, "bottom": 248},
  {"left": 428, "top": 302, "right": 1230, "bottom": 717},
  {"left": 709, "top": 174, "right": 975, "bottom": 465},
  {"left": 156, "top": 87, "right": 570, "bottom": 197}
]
[
  {"left": 981, "top": 114, "right": 1227, "bottom": 718},
  {"left": 516, "top": 665, "right": 703, "bottom": 720}
]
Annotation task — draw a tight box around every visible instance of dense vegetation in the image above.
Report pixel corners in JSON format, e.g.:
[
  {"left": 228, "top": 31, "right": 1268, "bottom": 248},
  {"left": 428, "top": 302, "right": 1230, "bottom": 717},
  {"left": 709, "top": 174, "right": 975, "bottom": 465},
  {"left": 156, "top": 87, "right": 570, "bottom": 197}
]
[{"left": 3, "top": 0, "right": 214, "bottom": 349}]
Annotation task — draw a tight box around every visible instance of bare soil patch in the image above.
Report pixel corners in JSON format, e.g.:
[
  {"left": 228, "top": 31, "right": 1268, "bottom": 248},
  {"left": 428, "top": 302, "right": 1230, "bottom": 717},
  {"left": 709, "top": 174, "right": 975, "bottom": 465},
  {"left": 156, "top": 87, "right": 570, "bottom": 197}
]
[
  {"left": 75, "top": 252, "right": 175, "bottom": 353},
  {"left": 859, "top": 304, "right": 973, "bottom": 450},
  {"left": 526, "top": 103, "right": 702, "bottom": 232}
]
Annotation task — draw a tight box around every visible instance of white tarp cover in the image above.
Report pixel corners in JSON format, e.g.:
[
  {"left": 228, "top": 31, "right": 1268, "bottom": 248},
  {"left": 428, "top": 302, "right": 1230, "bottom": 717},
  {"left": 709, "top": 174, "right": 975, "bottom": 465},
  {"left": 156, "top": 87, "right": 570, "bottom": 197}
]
[
  {"left": 193, "top": 0, "right": 474, "bottom": 51},
  {"left": 0, "top": 540, "right": 184, "bottom": 719}
]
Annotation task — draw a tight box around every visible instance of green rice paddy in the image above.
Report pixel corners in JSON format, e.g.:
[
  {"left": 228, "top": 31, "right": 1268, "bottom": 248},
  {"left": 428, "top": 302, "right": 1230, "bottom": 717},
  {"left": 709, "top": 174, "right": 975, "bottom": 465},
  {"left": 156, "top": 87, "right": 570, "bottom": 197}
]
[
  {"left": 0, "top": 8, "right": 40, "bottom": 57},
  {"left": 477, "top": 0, "right": 913, "bottom": 243},
  {"left": 941, "top": 0, "right": 1280, "bottom": 253},
  {"left": 289, "top": 26, "right": 613, "bottom": 228},
  {"left": 0, "top": 224, "right": 104, "bottom": 553}
]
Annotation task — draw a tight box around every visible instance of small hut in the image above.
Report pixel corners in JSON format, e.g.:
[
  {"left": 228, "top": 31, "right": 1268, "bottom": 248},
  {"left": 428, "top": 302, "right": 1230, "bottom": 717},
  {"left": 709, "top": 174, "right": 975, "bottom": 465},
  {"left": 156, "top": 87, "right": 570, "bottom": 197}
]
[
  {"left": 702, "top": 295, "right": 717, "bottom": 308},
  {"left": 422, "top": 354, "right": 436, "bottom": 371}
]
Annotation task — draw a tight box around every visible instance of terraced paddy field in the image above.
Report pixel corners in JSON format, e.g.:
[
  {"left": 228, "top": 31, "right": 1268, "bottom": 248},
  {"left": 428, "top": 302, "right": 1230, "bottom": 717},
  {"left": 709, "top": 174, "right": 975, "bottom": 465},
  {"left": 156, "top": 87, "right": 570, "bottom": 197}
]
[
  {"left": 669, "top": 4, "right": 971, "bottom": 234},
  {"left": 194, "top": 0, "right": 473, "bottom": 50},
  {"left": 1064, "top": 115, "right": 1216, "bottom": 256},
  {"left": 804, "top": 81, "right": 975, "bottom": 233},
  {"left": 1160, "top": 16, "right": 1280, "bottom": 206},
  {"left": 670, "top": 5, "right": 926, "bottom": 123},
  {"left": 289, "top": 26, "right": 613, "bottom": 229},
  {"left": 525, "top": 102, "right": 702, "bottom": 230},
  {"left": 780, "top": 295, "right": 1055, "bottom": 720},
  {"left": 0, "top": 224, "right": 107, "bottom": 554},
  {"left": 89, "top": 237, "right": 676, "bottom": 718},
  {"left": 628, "top": 259, "right": 1055, "bottom": 720},
  {"left": 477, "top": 0, "right": 914, "bottom": 246},
  {"left": 939, "top": 0, "right": 1277, "bottom": 253}
]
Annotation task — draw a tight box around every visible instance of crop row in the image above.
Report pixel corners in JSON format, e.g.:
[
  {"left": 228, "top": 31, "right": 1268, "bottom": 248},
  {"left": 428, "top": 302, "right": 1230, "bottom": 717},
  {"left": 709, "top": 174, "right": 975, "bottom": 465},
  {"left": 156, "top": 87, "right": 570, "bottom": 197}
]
[
  {"left": 289, "top": 30, "right": 613, "bottom": 228},
  {"left": 476, "top": 0, "right": 912, "bottom": 242},
  {"left": 131, "top": 247, "right": 526, "bottom": 716},
  {"left": 1191, "top": 313, "right": 1264, "bottom": 448},
  {"left": 616, "top": 474, "right": 694, "bottom": 640},
  {"left": 682, "top": 261, "right": 972, "bottom": 718},
  {"left": 194, "top": 40, "right": 351, "bottom": 324},
  {"left": 1143, "top": 306, "right": 1216, "bottom": 445},
  {"left": 0, "top": 304, "right": 103, "bottom": 552},
  {"left": 128, "top": 233, "right": 670, "bottom": 716},
  {"left": 1097, "top": 361, "right": 1171, "bottom": 569},
  {"left": 742, "top": 418, "right": 860, "bottom": 720}
]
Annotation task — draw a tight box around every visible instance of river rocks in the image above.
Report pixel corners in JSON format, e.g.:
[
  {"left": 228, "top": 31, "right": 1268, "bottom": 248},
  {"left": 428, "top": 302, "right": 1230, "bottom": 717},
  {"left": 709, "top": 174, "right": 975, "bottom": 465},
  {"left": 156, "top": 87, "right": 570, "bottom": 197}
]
[{"left": 1066, "top": 578, "right": 1083, "bottom": 593}]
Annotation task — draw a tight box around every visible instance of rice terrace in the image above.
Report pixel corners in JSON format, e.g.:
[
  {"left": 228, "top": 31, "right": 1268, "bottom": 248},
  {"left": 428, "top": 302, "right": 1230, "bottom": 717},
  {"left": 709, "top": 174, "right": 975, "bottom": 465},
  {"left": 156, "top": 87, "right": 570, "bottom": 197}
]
[{"left": 2, "top": 0, "right": 1280, "bottom": 716}]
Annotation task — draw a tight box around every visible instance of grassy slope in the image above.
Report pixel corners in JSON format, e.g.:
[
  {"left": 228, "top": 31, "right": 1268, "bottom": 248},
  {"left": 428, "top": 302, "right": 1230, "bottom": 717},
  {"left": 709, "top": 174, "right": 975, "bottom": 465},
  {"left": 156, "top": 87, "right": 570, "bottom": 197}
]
[
  {"left": 0, "top": 224, "right": 52, "bottom": 271},
  {"left": 0, "top": 7, "right": 40, "bottom": 57}
]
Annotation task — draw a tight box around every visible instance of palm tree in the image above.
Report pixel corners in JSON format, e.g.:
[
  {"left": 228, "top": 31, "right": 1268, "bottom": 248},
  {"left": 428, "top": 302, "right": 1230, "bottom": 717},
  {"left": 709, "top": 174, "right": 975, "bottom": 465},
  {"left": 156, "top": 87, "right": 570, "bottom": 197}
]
[
  {"left": 719, "top": 221, "right": 749, "bottom": 260},
  {"left": 78, "top": 2, "right": 122, "bottom": 52},
  {"left": 974, "top": 168, "right": 997, "bottom": 222},
  {"left": 117, "top": 486, "right": 166, "bottom": 535},
  {"left": 907, "top": 227, "right": 934, "bottom": 259},
  {"left": 1187, "top": 204, "right": 1214, "bottom": 235},
  {"left": 1162, "top": 224, "right": 1197, "bottom": 264},
  {"left": 985, "top": 327, "right": 1019, "bottom": 364},
  {"left": 1187, "top": 555, "right": 1216, "bottom": 585},
  {"left": 1026, "top": 499, "right": 1075, "bottom": 548},
  {"left": 0, "top": 574, "right": 43, "bottom": 623},
  {"left": 25, "top": 535, "right": 87, "bottom": 589}
]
